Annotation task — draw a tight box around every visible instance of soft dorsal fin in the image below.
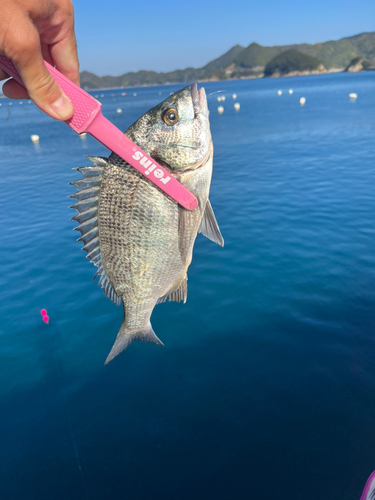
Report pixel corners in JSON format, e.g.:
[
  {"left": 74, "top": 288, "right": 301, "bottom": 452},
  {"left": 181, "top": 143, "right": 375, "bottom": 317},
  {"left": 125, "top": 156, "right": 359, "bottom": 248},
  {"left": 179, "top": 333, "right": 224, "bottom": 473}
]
[
  {"left": 157, "top": 274, "right": 188, "bottom": 305},
  {"left": 198, "top": 199, "right": 224, "bottom": 247},
  {"left": 70, "top": 156, "right": 121, "bottom": 306}
]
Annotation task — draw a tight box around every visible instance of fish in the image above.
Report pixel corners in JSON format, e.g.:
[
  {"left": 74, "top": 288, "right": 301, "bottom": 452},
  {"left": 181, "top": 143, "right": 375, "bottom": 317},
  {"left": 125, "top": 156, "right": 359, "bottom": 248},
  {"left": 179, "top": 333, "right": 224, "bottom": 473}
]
[{"left": 70, "top": 84, "right": 224, "bottom": 364}]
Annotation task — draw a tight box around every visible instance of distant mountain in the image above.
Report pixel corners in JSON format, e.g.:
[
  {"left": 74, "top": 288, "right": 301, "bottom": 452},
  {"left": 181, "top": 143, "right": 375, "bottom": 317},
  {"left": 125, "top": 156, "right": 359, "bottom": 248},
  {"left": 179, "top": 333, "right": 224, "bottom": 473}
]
[
  {"left": 80, "top": 32, "right": 375, "bottom": 89},
  {"left": 80, "top": 66, "right": 225, "bottom": 90},
  {"left": 202, "top": 44, "right": 245, "bottom": 71},
  {"left": 233, "top": 42, "right": 283, "bottom": 69},
  {"left": 232, "top": 32, "right": 375, "bottom": 71}
]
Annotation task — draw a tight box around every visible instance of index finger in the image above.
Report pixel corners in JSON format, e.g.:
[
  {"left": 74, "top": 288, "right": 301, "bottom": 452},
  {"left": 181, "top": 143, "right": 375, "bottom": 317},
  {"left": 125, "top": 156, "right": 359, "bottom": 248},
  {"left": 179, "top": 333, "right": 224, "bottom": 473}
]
[{"left": 50, "top": 33, "right": 79, "bottom": 87}]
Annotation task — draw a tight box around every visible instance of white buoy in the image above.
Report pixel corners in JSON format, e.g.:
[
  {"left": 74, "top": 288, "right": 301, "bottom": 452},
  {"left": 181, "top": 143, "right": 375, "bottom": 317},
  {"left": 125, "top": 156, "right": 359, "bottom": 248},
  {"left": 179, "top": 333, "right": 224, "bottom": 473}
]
[
  {"left": 221, "top": 96, "right": 226, "bottom": 101},
  {"left": 28, "top": 100, "right": 31, "bottom": 104},
  {"left": 100, "top": 94, "right": 104, "bottom": 97},
  {"left": 19, "top": 101, "right": 23, "bottom": 105},
  {"left": 232, "top": 93, "right": 237, "bottom": 99},
  {"left": 8, "top": 102, "right": 12, "bottom": 106},
  {"left": 217, "top": 96, "right": 222, "bottom": 102},
  {"left": 289, "top": 89, "right": 293, "bottom": 94},
  {"left": 79, "top": 133, "right": 87, "bottom": 138},
  {"left": 0, "top": 103, "right": 2, "bottom": 107},
  {"left": 158, "top": 92, "right": 162, "bottom": 95},
  {"left": 277, "top": 90, "right": 282, "bottom": 96},
  {"left": 95, "top": 95, "right": 99, "bottom": 98},
  {"left": 133, "top": 93, "right": 137, "bottom": 97},
  {"left": 217, "top": 106, "right": 224, "bottom": 114},
  {"left": 30, "top": 134, "right": 39, "bottom": 143},
  {"left": 234, "top": 103, "right": 240, "bottom": 111},
  {"left": 116, "top": 108, "right": 122, "bottom": 114},
  {"left": 349, "top": 93, "right": 357, "bottom": 100},
  {"left": 300, "top": 97, "right": 306, "bottom": 105}
]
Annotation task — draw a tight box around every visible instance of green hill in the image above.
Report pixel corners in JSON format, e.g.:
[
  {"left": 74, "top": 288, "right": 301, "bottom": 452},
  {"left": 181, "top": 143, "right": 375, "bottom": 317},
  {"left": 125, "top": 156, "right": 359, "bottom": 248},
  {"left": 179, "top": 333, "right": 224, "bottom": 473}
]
[
  {"left": 283, "top": 39, "right": 357, "bottom": 69},
  {"left": 264, "top": 50, "right": 324, "bottom": 77},
  {"left": 345, "top": 56, "right": 371, "bottom": 72}
]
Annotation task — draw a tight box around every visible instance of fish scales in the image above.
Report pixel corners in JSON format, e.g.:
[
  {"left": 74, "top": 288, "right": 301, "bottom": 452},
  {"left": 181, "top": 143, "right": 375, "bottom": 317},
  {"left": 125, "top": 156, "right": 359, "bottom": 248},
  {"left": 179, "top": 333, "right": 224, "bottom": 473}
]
[
  {"left": 71, "top": 84, "right": 224, "bottom": 363},
  {"left": 99, "top": 155, "right": 212, "bottom": 300}
]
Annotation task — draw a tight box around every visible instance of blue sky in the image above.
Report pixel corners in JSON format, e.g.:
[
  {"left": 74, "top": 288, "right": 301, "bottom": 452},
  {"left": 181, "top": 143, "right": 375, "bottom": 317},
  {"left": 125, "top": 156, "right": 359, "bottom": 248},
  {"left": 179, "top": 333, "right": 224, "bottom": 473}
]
[{"left": 75, "top": 0, "right": 375, "bottom": 75}]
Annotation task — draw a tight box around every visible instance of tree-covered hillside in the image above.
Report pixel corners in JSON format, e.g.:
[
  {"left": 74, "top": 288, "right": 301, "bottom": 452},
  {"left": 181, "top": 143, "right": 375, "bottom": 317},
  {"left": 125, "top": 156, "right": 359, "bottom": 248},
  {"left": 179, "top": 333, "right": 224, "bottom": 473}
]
[{"left": 264, "top": 50, "right": 324, "bottom": 77}]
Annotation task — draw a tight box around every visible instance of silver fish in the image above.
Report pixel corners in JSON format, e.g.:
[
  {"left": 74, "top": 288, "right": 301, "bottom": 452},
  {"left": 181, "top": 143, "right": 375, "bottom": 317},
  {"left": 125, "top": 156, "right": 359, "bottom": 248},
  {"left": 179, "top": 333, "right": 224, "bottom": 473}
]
[{"left": 70, "top": 84, "right": 223, "bottom": 364}]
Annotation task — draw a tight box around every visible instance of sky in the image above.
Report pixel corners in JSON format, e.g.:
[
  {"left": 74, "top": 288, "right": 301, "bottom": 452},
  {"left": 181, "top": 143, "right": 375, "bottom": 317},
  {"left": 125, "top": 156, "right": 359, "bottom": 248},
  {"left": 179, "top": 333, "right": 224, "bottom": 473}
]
[{"left": 74, "top": 0, "right": 375, "bottom": 75}]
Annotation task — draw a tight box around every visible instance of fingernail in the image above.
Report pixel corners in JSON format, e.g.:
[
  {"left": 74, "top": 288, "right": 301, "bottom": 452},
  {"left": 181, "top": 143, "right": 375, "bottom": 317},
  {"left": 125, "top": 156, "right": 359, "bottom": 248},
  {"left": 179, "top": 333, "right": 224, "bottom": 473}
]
[{"left": 50, "top": 94, "right": 73, "bottom": 120}]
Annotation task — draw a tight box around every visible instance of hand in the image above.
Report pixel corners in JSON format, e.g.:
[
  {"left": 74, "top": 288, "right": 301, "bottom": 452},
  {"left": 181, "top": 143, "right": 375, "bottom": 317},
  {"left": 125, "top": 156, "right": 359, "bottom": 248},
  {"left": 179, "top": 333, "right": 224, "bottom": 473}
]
[{"left": 0, "top": 0, "right": 79, "bottom": 120}]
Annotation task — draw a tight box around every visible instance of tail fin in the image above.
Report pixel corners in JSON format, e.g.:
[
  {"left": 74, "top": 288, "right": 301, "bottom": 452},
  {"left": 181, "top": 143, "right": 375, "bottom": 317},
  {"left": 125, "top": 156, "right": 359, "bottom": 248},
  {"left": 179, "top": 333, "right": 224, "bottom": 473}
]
[{"left": 104, "top": 321, "right": 163, "bottom": 365}]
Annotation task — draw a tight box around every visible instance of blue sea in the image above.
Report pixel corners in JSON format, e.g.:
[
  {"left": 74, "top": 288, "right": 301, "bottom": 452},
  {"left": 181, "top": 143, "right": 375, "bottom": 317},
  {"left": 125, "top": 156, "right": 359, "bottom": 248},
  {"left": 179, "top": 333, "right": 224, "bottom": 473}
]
[{"left": 1, "top": 72, "right": 375, "bottom": 499}]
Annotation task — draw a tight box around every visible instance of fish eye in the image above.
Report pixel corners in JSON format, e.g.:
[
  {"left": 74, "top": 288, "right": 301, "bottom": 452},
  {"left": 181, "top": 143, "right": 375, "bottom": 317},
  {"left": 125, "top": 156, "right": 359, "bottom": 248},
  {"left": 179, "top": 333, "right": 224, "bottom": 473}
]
[{"left": 162, "top": 108, "right": 178, "bottom": 126}]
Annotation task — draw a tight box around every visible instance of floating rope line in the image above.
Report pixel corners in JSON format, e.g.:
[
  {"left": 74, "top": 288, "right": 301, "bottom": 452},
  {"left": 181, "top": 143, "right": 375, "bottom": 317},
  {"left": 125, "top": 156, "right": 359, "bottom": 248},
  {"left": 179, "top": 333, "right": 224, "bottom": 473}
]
[{"left": 53, "top": 350, "right": 90, "bottom": 500}]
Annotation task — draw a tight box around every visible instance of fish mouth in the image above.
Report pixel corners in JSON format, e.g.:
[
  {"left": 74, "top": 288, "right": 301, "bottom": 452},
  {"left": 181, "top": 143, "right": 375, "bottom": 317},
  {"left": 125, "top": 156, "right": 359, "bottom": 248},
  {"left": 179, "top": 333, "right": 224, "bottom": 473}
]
[{"left": 191, "top": 83, "right": 208, "bottom": 116}]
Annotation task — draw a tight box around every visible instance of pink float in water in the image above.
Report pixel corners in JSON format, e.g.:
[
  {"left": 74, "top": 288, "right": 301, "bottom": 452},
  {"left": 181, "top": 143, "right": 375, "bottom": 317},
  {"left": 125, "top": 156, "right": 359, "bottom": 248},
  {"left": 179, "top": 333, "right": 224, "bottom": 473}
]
[{"left": 40, "top": 309, "right": 49, "bottom": 324}]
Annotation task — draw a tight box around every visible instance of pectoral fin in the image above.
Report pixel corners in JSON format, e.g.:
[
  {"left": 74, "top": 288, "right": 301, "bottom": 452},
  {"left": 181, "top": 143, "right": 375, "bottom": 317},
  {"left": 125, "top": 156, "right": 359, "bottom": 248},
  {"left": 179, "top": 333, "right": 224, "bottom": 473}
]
[{"left": 198, "top": 200, "right": 224, "bottom": 247}]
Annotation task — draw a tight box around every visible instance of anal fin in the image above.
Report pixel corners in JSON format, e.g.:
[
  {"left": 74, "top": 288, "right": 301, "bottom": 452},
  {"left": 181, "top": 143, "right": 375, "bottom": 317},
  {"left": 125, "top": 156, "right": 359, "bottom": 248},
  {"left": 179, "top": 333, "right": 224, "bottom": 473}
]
[{"left": 157, "top": 274, "right": 188, "bottom": 304}]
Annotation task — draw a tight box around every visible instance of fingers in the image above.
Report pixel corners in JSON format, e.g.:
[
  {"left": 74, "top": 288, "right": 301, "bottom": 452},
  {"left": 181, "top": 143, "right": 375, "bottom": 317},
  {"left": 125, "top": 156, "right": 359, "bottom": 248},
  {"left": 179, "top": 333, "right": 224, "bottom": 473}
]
[
  {"left": 0, "top": 69, "right": 10, "bottom": 81},
  {"left": 2, "top": 79, "right": 30, "bottom": 99},
  {"left": 0, "top": 0, "right": 79, "bottom": 120},
  {"left": 5, "top": 23, "right": 73, "bottom": 120},
  {"left": 0, "top": 61, "right": 28, "bottom": 100}
]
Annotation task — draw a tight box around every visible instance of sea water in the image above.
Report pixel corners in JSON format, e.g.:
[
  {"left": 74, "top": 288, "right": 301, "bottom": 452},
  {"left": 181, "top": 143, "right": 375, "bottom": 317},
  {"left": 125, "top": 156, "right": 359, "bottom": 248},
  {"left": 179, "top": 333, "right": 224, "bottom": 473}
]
[{"left": 0, "top": 72, "right": 375, "bottom": 499}]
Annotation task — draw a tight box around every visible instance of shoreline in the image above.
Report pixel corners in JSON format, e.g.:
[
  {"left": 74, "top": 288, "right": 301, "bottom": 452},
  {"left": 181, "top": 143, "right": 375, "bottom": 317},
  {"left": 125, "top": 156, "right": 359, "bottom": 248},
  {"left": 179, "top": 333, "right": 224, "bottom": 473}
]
[{"left": 82, "top": 68, "right": 374, "bottom": 92}]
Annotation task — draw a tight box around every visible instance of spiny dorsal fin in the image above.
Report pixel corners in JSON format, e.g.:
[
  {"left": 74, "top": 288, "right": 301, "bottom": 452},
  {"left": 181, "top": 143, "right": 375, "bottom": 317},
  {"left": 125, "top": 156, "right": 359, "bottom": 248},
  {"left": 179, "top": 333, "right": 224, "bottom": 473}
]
[
  {"left": 84, "top": 155, "right": 108, "bottom": 168},
  {"left": 198, "top": 199, "right": 224, "bottom": 247},
  {"left": 70, "top": 155, "right": 121, "bottom": 306},
  {"left": 157, "top": 274, "right": 188, "bottom": 305}
]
